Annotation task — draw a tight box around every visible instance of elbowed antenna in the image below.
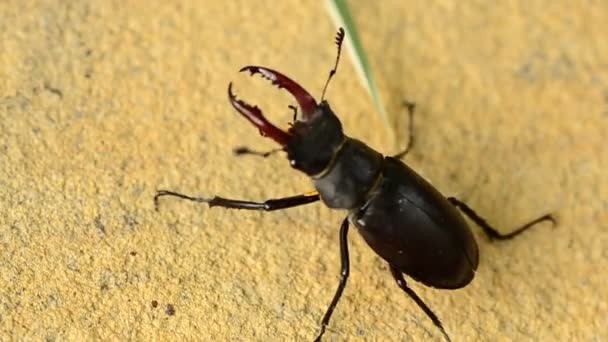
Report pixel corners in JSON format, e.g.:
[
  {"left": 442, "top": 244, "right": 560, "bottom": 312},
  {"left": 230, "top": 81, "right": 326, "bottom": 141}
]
[{"left": 320, "top": 27, "right": 345, "bottom": 101}]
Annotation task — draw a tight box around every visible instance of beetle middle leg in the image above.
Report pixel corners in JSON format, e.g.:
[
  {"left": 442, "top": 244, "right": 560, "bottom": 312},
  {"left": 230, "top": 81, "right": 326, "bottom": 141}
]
[
  {"left": 393, "top": 100, "right": 416, "bottom": 159},
  {"left": 314, "top": 217, "right": 350, "bottom": 342},
  {"left": 447, "top": 197, "right": 556, "bottom": 240},
  {"left": 154, "top": 190, "right": 320, "bottom": 211},
  {"left": 389, "top": 266, "right": 451, "bottom": 342}
]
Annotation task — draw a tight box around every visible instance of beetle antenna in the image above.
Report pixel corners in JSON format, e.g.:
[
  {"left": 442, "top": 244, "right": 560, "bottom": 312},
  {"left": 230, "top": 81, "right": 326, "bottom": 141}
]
[{"left": 320, "top": 27, "right": 345, "bottom": 101}]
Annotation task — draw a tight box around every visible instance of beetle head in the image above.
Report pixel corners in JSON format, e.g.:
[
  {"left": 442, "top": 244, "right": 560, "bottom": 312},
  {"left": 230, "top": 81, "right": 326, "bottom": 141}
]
[
  {"left": 227, "top": 28, "right": 346, "bottom": 176},
  {"left": 286, "top": 100, "right": 344, "bottom": 175},
  {"left": 228, "top": 67, "right": 344, "bottom": 176}
]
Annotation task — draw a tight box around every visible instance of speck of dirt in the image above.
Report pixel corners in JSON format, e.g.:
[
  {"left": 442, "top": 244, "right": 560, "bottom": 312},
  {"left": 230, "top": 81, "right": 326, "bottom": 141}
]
[{"left": 166, "top": 303, "right": 175, "bottom": 316}]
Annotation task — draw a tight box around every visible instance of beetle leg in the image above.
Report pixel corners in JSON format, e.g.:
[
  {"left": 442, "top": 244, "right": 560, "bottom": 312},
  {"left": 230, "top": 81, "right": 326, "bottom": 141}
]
[
  {"left": 228, "top": 83, "right": 291, "bottom": 145},
  {"left": 393, "top": 100, "right": 416, "bottom": 159},
  {"left": 154, "top": 190, "right": 320, "bottom": 211},
  {"left": 389, "top": 266, "right": 452, "bottom": 342},
  {"left": 232, "top": 146, "right": 283, "bottom": 158},
  {"left": 314, "top": 218, "right": 350, "bottom": 342},
  {"left": 447, "top": 197, "right": 556, "bottom": 240},
  {"left": 240, "top": 66, "right": 318, "bottom": 119}
]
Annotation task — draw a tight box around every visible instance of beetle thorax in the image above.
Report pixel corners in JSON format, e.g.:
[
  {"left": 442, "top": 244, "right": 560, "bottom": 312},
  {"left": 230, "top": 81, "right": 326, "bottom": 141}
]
[{"left": 312, "top": 138, "right": 384, "bottom": 209}]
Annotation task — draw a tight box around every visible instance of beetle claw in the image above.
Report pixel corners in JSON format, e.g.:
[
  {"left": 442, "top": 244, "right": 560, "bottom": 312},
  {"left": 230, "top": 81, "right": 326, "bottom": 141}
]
[
  {"left": 228, "top": 83, "right": 290, "bottom": 146},
  {"left": 239, "top": 66, "right": 318, "bottom": 119}
]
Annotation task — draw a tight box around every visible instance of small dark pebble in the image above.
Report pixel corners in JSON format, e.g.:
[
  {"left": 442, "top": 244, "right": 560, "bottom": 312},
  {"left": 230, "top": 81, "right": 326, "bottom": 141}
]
[
  {"left": 151, "top": 300, "right": 158, "bottom": 308},
  {"left": 166, "top": 304, "right": 175, "bottom": 316}
]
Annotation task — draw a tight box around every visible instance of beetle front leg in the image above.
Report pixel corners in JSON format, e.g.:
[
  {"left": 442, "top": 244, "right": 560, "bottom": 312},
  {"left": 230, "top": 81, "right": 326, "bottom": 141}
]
[
  {"left": 314, "top": 218, "right": 350, "bottom": 342},
  {"left": 447, "top": 197, "right": 556, "bottom": 240},
  {"left": 232, "top": 146, "right": 283, "bottom": 158},
  {"left": 154, "top": 190, "right": 320, "bottom": 211}
]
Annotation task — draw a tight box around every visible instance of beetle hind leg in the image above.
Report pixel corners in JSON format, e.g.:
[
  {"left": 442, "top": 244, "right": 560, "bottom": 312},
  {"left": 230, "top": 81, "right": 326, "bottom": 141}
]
[
  {"left": 447, "top": 197, "right": 556, "bottom": 240},
  {"left": 389, "top": 266, "right": 452, "bottom": 342}
]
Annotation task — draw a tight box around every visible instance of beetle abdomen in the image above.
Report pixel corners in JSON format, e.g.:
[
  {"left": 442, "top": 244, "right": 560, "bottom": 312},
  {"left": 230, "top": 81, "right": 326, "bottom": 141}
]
[{"left": 353, "top": 157, "right": 479, "bottom": 289}]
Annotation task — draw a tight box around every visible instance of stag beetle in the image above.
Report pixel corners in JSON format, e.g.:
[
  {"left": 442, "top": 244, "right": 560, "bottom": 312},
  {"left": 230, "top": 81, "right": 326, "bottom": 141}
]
[{"left": 155, "top": 28, "right": 555, "bottom": 341}]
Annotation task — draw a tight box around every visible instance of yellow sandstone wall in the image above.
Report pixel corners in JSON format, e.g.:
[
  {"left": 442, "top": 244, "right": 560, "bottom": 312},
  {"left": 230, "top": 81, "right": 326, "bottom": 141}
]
[{"left": 1, "top": 1, "right": 606, "bottom": 341}]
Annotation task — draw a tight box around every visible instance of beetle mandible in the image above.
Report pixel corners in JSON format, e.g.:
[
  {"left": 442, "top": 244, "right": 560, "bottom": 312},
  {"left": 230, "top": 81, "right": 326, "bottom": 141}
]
[{"left": 155, "top": 28, "right": 555, "bottom": 341}]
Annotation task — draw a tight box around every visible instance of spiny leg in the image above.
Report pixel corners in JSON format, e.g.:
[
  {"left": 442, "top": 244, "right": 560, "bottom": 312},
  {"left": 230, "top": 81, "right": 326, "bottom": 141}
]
[
  {"left": 314, "top": 218, "right": 350, "bottom": 342},
  {"left": 154, "top": 190, "right": 320, "bottom": 211},
  {"left": 447, "top": 197, "right": 556, "bottom": 240},
  {"left": 393, "top": 100, "right": 416, "bottom": 159},
  {"left": 389, "top": 266, "right": 451, "bottom": 342}
]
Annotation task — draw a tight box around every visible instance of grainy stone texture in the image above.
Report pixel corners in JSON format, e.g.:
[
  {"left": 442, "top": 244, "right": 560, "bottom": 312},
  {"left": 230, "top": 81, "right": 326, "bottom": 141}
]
[{"left": 1, "top": 1, "right": 606, "bottom": 341}]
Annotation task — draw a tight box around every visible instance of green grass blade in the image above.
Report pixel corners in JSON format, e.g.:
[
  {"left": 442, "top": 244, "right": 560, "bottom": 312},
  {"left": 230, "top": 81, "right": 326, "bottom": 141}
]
[{"left": 326, "top": 0, "right": 394, "bottom": 142}]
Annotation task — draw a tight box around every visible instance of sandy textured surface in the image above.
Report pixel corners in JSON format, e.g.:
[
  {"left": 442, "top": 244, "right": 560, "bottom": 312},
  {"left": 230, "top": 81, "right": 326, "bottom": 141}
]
[{"left": 1, "top": 1, "right": 606, "bottom": 341}]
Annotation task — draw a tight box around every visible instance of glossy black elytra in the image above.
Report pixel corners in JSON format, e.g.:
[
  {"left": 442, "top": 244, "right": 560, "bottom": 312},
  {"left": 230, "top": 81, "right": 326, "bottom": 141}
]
[{"left": 154, "top": 28, "right": 556, "bottom": 341}]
